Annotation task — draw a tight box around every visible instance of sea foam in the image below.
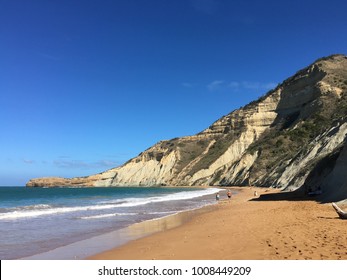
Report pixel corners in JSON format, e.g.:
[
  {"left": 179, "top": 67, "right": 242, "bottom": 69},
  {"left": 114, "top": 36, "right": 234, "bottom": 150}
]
[{"left": 0, "top": 187, "right": 219, "bottom": 220}]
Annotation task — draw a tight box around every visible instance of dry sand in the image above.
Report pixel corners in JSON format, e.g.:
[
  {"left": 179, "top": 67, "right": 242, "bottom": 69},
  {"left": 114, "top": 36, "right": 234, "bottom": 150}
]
[{"left": 89, "top": 187, "right": 347, "bottom": 260}]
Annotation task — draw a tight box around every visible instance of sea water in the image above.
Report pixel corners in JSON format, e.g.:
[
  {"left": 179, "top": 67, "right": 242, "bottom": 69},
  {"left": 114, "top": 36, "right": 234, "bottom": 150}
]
[{"left": 0, "top": 186, "right": 220, "bottom": 259}]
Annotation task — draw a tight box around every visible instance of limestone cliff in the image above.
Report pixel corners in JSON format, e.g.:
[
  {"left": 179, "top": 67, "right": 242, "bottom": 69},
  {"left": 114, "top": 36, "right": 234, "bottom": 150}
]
[{"left": 26, "top": 55, "right": 347, "bottom": 201}]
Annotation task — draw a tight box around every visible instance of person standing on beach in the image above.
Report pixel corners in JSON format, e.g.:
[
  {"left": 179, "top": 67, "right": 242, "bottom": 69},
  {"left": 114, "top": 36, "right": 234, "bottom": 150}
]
[
  {"left": 227, "top": 190, "right": 232, "bottom": 199},
  {"left": 216, "top": 193, "right": 220, "bottom": 201}
]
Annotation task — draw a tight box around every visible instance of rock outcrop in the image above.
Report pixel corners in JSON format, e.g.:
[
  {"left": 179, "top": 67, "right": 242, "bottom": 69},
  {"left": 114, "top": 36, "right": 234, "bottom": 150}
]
[{"left": 26, "top": 55, "right": 347, "bottom": 201}]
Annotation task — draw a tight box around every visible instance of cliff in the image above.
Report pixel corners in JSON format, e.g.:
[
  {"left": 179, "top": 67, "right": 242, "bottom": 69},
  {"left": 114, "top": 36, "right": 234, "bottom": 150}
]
[{"left": 26, "top": 55, "right": 347, "bottom": 201}]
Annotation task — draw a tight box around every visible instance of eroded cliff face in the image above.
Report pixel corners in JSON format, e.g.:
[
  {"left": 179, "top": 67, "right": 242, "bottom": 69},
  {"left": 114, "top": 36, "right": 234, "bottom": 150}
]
[{"left": 26, "top": 55, "right": 347, "bottom": 201}]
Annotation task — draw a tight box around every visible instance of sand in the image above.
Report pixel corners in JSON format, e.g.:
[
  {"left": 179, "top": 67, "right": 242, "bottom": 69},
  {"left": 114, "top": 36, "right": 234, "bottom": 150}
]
[{"left": 89, "top": 187, "right": 347, "bottom": 260}]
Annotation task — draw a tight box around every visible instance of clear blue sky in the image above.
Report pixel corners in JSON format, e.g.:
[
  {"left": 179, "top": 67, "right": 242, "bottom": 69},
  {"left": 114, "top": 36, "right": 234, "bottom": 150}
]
[{"left": 1, "top": 0, "right": 346, "bottom": 186}]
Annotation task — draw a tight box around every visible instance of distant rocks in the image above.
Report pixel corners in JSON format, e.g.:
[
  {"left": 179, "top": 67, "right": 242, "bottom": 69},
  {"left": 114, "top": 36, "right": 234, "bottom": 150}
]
[{"left": 26, "top": 176, "right": 98, "bottom": 187}]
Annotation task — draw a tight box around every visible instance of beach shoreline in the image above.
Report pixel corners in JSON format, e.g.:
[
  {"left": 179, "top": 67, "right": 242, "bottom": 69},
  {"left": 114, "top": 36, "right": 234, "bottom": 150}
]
[
  {"left": 89, "top": 187, "right": 347, "bottom": 260},
  {"left": 1, "top": 186, "right": 222, "bottom": 260},
  {"left": 21, "top": 203, "right": 217, "bottom": 260}
]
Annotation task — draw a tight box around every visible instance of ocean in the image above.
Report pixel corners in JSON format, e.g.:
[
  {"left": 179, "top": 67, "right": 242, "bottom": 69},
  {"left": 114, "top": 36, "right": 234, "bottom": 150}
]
[{"left": 0, "top": 186, "right": 221, "bottom": 260}]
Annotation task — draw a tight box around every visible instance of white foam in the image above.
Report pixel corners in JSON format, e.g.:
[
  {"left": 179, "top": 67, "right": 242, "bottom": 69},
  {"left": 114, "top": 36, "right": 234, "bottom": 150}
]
[
  {"left": 80, "top": 213, "right": 138, "bottom": 219},
  {"left": 21, "top": 204, "right": 52, "bottom": 210},
  {"left": 0, "top": 188, "right": 220, "bottom": 220},
  {"left": 104, "top": 187, "right": 220, "bottom": 206}
]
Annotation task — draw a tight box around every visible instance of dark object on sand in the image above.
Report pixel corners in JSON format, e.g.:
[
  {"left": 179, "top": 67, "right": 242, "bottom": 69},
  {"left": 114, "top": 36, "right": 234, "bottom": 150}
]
[{"left": 332, "top": 203, "right": 347, "bottom": 219}]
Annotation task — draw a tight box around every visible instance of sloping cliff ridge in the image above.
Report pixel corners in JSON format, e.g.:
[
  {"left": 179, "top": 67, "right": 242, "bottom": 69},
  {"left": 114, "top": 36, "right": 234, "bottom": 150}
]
[{"left": 27, "top": 55, "right": 347, "bottom": 201}]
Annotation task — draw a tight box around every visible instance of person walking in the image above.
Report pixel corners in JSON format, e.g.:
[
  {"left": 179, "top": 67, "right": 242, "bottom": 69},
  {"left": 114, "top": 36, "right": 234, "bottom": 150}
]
[
  {"left": 227, "top": 190, "right": 232, "bottom": 199},
  {"left": 216, "top": 193, "right": 220, "bottom": 201}
]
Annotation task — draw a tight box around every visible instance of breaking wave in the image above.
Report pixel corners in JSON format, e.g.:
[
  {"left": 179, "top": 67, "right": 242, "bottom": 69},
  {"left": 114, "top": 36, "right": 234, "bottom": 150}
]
[{"left": 0, "top": 188, "right": 219, "bottom": 220}]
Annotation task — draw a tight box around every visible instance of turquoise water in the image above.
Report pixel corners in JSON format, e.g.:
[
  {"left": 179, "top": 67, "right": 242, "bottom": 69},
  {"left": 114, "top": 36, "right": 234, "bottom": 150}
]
[{"left": 0, "top": 186, "right": 220, "bottom": 259}]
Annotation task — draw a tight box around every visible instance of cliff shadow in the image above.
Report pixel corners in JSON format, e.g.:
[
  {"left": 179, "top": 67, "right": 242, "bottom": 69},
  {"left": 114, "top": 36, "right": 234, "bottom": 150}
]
[{"left": 251, "top": 188, "right": 313, "bottom": 202}]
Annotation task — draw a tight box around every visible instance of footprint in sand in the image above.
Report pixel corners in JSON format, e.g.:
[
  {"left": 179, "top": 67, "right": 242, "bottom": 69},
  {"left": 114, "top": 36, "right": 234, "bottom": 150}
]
[{"left": 266, "top": 240, "right": 272, "bottom": 247}]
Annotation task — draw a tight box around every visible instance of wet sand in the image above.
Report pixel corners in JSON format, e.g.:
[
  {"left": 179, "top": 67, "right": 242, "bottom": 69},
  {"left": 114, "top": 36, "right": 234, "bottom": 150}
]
[{"left": 89, "top": 187, "right": 347, "bottom": 260}]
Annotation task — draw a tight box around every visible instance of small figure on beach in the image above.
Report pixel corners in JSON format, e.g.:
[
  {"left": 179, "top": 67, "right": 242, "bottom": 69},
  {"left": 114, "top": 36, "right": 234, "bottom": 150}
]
[
  {"left": 254, "top": 191, "right": 258, "bottom": 197},
  {"left": 227, "top": 190, "right": 232, "bottom": 199},
  {"left": 216, "top": 193, "right": 220, "bottom": 201}
]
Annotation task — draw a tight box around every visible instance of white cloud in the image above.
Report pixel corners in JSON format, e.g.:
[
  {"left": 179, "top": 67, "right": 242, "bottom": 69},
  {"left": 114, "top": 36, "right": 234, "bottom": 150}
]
[
  {"left": 53, "top": 159, "right": 119, "bottom": 169},
  {"left": 95, "top": 160, "right": 119, "bottom": 168},
  {"left": 53, "top": 160, "right": 89, "bottom": 169},
  {"left": 242, "top": 81, "right": 276, "bottom": 90},
  {"left": 207, "top": 80, "right": 225, "bottom": 91},
  {"left": 208, "top": 80, "right": 277, "bottom": 92},
  {"left": 23, "top": 159, "right": 35, "bottom": 164},
  {"left": 228, "top": 81, "right": 240, "bottom": 89}
]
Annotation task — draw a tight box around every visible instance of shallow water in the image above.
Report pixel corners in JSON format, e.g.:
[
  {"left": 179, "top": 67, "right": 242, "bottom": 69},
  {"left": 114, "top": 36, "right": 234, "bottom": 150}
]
[{"left": 0, "top": 186, "right": 220, "bottom": 259}]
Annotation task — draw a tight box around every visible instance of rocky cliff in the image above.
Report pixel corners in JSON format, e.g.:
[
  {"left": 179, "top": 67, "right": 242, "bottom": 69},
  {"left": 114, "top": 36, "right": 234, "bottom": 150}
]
[{"left": 26, "top": 55, "right": 347, "bottom": 201}]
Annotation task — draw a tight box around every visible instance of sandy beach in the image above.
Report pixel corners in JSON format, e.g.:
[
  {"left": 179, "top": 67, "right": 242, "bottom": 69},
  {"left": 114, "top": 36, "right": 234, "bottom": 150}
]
[{"left": 89, "top": 187, "right": 347, "bottom": 260}]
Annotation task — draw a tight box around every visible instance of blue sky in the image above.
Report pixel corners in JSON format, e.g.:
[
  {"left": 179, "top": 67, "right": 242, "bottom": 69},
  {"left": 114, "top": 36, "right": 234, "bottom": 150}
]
[{"left": 1, "top": 0, "right": 346, "bottom": 186}]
